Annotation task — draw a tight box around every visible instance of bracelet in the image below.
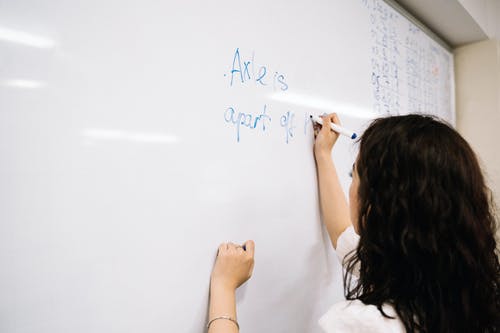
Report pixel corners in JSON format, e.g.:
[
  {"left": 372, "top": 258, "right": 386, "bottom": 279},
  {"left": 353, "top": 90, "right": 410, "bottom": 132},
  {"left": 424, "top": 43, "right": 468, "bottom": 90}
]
[{"left": 206, "top": 315, "right": 239, "bottom": 330}]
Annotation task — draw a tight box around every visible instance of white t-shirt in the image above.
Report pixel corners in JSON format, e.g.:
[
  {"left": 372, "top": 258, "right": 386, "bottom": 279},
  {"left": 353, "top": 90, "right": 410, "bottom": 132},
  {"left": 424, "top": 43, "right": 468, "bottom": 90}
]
[{"left": 318, "top": 226, "right": 405, "bottom": 333}]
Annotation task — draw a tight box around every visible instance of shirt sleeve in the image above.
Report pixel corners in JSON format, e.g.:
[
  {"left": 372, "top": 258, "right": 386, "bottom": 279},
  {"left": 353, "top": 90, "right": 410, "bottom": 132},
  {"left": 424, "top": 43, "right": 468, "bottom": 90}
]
[{"left": 335, "top": 226, "right": 360, "bottom": 273}]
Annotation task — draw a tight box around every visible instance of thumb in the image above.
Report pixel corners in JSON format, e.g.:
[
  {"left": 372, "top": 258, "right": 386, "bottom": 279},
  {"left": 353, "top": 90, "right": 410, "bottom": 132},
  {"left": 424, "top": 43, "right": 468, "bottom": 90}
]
[{"left": 243, "top": 240, "right": 255, "bottom": 258}]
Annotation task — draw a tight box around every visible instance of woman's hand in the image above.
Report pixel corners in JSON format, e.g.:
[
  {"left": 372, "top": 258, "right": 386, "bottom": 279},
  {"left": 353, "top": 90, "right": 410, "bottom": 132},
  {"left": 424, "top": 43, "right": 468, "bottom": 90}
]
[
  {"left": 210, "top": 240, "right": 255, "bottom": 291},
  {"left": 208, "top": 241, "right": 254, "bottom": 333},
  {"left": 313, "top": 113, "right": 342, "bottom": 160}
]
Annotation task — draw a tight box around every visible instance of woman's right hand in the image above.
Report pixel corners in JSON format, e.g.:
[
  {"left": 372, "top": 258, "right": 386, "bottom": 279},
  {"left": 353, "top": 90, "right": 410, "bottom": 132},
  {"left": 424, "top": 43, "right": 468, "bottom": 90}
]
[{"left": 313, "top": 113, "right": 342, "bottom": 160}]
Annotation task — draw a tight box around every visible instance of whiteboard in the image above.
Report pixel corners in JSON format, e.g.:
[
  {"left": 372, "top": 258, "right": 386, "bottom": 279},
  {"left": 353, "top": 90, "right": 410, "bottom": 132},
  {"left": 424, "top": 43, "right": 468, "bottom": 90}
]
[{"left": 0, "top": 1, "right": 454, "bottom": 332}]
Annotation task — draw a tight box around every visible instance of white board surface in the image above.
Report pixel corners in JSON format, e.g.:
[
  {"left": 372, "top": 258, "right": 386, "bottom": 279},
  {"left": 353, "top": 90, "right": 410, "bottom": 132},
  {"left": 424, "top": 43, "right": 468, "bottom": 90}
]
[{"left": 0, "top": 1, "right": 454, "bottom": 332}]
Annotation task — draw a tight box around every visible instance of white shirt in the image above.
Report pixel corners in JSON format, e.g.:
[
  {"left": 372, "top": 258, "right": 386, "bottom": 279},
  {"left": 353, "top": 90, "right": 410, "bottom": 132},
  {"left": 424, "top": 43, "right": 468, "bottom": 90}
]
[{"left": 318, "top": 226, "right": 405, "bottom": 333}]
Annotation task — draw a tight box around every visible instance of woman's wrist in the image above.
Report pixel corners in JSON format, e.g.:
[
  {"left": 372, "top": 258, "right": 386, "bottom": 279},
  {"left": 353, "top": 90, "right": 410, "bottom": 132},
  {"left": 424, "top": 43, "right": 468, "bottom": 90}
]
[
  {"left": 210, "top": 279, "right": 236, "bottom": 294},
  {"left": 315, "top": 151, "right": 332, "bottom": 163},
  {"left": 208, "top": 280, "right": 238, "bottom": 332}
]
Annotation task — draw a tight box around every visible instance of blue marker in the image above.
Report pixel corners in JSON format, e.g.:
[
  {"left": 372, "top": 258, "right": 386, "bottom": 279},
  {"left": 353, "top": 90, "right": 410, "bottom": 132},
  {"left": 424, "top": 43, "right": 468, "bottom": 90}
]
[{"left": 310, "top": 115, "right": 357, "bottom": 140}]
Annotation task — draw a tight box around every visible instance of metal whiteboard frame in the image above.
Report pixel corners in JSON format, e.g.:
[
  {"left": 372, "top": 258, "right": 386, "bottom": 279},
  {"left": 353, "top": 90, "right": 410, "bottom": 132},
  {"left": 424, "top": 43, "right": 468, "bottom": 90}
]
[{"left": 383, "top": 0, "right": 453, "bottom": 52}]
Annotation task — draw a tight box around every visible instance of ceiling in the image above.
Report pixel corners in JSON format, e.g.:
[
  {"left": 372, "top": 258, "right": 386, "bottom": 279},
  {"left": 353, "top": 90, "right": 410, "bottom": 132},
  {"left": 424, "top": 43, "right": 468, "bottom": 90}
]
[{"left": 393, "top": 0, "right": 488, "bottom": 47}]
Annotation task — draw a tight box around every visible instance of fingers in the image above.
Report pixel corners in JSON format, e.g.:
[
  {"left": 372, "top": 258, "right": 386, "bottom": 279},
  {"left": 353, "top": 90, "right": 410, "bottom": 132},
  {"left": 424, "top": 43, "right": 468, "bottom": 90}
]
[
  {"left": 227, "top": 242, "right": 243, "bottom": 252},
  {"left": 313, "top": 123, "right": 321, "bottom": 138},
  {"left": 321, "top": 113, "right": 340, "bottom": 124},
  {"left": 320, "top": 113, "right": 340, "bottom": 128},
  {"left": 317, "top": 113, "right": 341, "bottom": 141},
  {"left": 227, "top": 242, "right": 237, "bottom": 248},
  {"left": 243, "top": 240, "right": 255, "bottom": 258},
  {"left": 328, "top": 113, "right": 341, "bottom": 125},
  {"left": 313, "top": 121, "right": 322, "bottom": 131},
  {"left": 313, "top": 113, "right": 341, "bottom": 140},
  {"left": 217, "top": 241, "right": 255, "bottom": 257},
  {"left": 319, "top": 114, "right": 330, "bottom": 135}
]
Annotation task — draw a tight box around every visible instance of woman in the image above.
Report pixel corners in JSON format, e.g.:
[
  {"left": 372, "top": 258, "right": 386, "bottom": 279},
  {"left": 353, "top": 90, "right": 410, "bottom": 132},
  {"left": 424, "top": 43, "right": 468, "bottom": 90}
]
[{"left": 207, "top": 114, "right": 500, "bottom": 332}]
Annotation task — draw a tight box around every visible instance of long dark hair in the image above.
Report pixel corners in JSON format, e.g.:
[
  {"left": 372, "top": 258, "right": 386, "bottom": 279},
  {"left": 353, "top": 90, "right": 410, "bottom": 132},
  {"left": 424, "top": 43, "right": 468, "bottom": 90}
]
[{"left": 344, "top": 114, "right": 500, "bottom": 332}]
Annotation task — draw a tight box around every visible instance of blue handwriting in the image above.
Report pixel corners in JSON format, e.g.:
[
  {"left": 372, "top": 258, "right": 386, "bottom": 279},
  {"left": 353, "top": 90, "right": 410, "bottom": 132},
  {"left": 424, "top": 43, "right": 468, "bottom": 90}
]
[
  {"left": 280, "top": 111, "right": 296, "bottom": 144},
  {"left": 228, "top": 48, "right": 289, "bottom": 91},
  {"left": 224, "top": 104, "right": 272, "bottom": 142}
]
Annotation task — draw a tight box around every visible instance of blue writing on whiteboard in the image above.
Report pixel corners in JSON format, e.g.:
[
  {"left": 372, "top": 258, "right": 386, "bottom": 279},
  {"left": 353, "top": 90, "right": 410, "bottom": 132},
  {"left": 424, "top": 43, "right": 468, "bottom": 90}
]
[
  {"left": 226, "top": 48, "right": 289, "bottom": 91},
  {"left": 280, "top": 111, "right": 295, "bottom": 144},
  {"left": 224, "top": 105, "right": 272, "bottom": 142},
  {"left": 303, "top": 112, "right": 313, "bottom": 135},
  {"left": 256, "top": 66, "right": 267, "bottom": 85},
  {"left": 230, "top": 48, "right": 244, "bottom": 86},
  {"left": 277, "top": 74, "right": 288, "bottom": 91},
  {"left": 243, "top": 61, "right": 251, "bottom": 81}
]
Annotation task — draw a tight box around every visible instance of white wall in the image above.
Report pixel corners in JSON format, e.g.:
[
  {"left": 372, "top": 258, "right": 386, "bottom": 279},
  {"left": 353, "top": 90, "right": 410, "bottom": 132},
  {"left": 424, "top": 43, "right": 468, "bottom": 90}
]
[{"left": 454, "top": 39, "right": 500, "bottom": 235}]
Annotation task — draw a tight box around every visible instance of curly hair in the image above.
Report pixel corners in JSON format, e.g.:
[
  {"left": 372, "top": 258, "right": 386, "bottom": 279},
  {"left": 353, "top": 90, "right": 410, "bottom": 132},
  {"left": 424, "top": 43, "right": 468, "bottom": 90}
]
[{"left": 343, "top": 114, "right": 500, "bottom": 332}]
